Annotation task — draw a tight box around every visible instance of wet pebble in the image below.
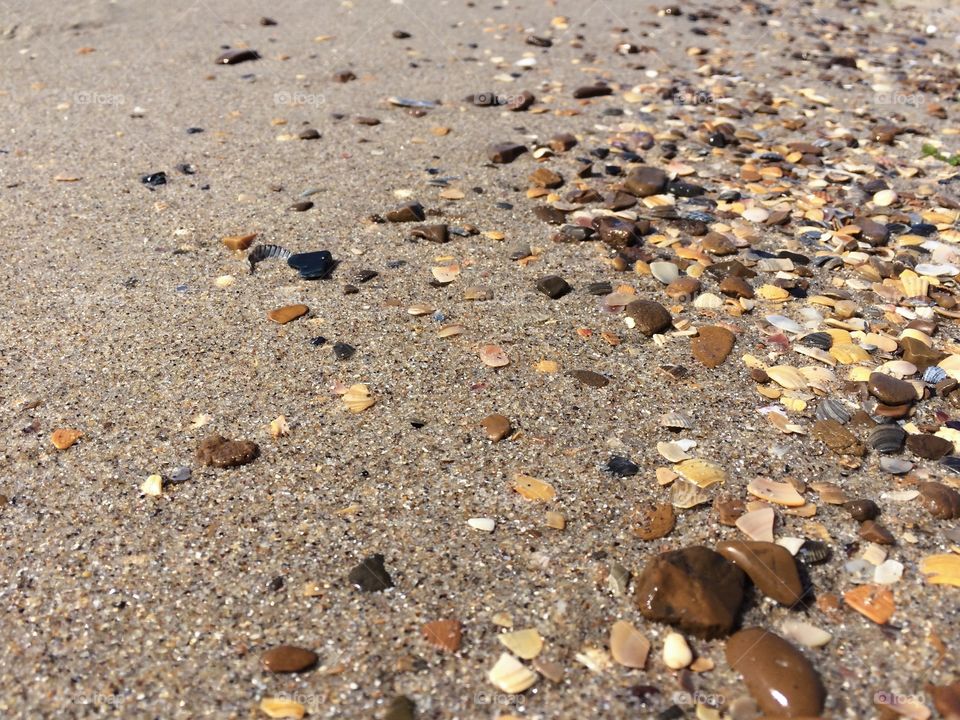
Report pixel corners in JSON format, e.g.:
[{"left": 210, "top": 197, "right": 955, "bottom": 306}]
[
  {"left": 348, "top": 553, "right": 394, "bottom": 592},
  {"left": 288, "top": 251, "right": 334, "bottom": 279},
  {"left": 606, "top": 455, "right": 639, "bottom": 477},
  {"left": 626, "top": 300, "right": 672, "bottom": 336},
  {"left": 537, "top": 275, "right": 571, "bottom": 299},
  {"left": 844, "top": 499, "right": 880, "bottom": 522},
  {"left": 480, "top": 413, "right": 511, "bottom": 442},
  {"left": 716, "top": 541, "right": 803, "bottom": 606},
  {"left": 386, "top": 202, "right": 425, "bottom": 222},
  {"left": 216, "top": 48, "right": 260, "bottom": 65},
  {"left": 261, "top": 646, "right": 318, "bottom": 673},
  {"left": 919, "top": 482, "right": 960, "bottom": 519},
  {"left": 487, "top": 142, "right": 528, "bottom": 164},
  {"left": 333, "top": 342, "right": 355, "bottom": 360},
  {"left": 860, "top": 520, "right": 895, "bottom": 545},
  {"left": 867, "top": 372, "right": 915, "bottom": 405},
  {"left": 624, "top": 166, "right": 668, "bottom": 197}
]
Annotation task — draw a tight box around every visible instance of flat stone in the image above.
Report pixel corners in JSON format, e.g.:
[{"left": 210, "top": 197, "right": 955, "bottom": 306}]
[
  {"left": 268, "top": 304, "right": 309, "bottom": 324},
  {"left": 594, "top": 216, "right": 642, "bottom": 249},
  {"left": 843, "top": 499, "right": 880, "bottom": 522},
  {"left": 573, "top": 84, "right": 613, "bottom": 98},
  {"left": 487, "top": 142, "right": 528, "bottom": 163},
  {"left": 860, "top": 520, "right": 895, "bottom": 545},
  {"left": 216, "top": 48, "right": 260, "bottom": 65},
  {"left": 332, "top": 342, "right": 355, "bottom": 360},
  {"left": 919, "top": 481, "right": 960, "bottom": 519},
  {"left": 626, "top": 300, "right": 672, "bottom": 336},
  {"left": 907, "top": 433, "right": 953, "bottom": 460},
  {"left": 385, "top": 202, "right": 425, "bottom": 222},
  {"left": 867, "top": 372, "right": 916, "bottom": 405},
  {"left": 422, "top": 619, "right": 462, "bottom": 652},
  {"left": 288, "top": 251, "right": 334, "bottom": 279},
  {"left": 811, "top": 419, "right": 865, "bottom": 457},
  {"left": 537, "top": 275, "right": 571, "bottom": 299},
  {"left": 506, "top": 90, "right": 535, "bottom": 111},
  {"left": 607, "top": 455, "right": 639, "bottom": 477},
  {"left": 569, "top": 369, "right": 609, "bottom": 387},
  {"left": 480, "top": 413, "right": 512, "bottom": 442},
  {"left": 633, "top": 546, "right": 746, "bottom": 639},
  {"left": 410, "top": 224, "right": 449, "bottom": 243},
  {"left": 624, "top": 166, "right": 668, "bottom": 197},
  {"left": 261, "top": 645, "right": 318, "bottom": 673},
  {"left": 195, "top": 434, "right": 260, "bottom": 468},
  {"left": 900, "top": 337, "right": 946, "bottom": 370},
  {"left": 665, "top": 276, "right": 700, "bottom": 300},
  {"left": 719, "top": 275, "right": 754, "bottom": 298},
  {"left": 701, "top": 232, "right": 737, "bottom": 256},
  {"left": 726, "top": 628, "right": 826, "bottom": 718},
  {"left": 348, "top": 553, "right": 394, "bottom": 592},
  {"left": 384, "top": 695, "right": 416, "bottom": 720},
  {"left": 529, "top": 167, "right": 563, "bottom": 188},
  {"left": 716, "top": 541, "right": 804, "bottom": 606},
  {"left": 533, "top": 205, "right": 567, "bottom": 224},
  {"left": 692, "top": 326, "right": 735, "bottom": 368},
  {"left": 288, "top": 200, "right": 314, "bottom": 212}
]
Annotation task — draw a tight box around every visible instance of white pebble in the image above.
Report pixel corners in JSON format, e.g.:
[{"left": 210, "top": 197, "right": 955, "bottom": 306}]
[
  {"left": 467, "top": 517, "right": 496, "bottom": 532},
  {"left": 662, "top": 632, "right": 692, "bottom": 669}
]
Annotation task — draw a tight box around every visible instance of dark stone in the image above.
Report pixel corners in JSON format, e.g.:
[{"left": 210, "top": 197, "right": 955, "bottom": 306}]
[
  {"left": 386, "top": 202, "right": 425, "bottom": 222},
  {"left": 533, "top": 205, "right": 567, "bottom": 224},
  {"left": 348, "top": 553, "right": 394, "bottom": 592},
  {"left": 625, "top": 300, "right": 672, "bottom": 336},
  {"left": 299, "top": 128, "right": 321, "bottom": 140},
  {"left": 196, "top": 434, "right": 260, "bottom": 468},
  {"left": 288, "top": 250, "right": 335, "bottom": 279},
  {"left": 569, "top": 370, "right": 610, "bottom": 387},
  {"left": 216, "top": 49, "right": 260, "bottom": 65},
  {"left": 607, "top": 455, "right": 639, "bottom": 477},
  {"left": 573, "top": 84, "right": 613, "bottom": 99},
  {"left": 410, "top": 224, "right": 449, "bottom": 243},
  {"left": 537, "top": 275, "right": 572, "bottom": 299},
  {"left": 907, "top": 433, "right": 953, "bottom": 460},
  {"left": 624, "top": 166, "right": 668, "bottom": 197},
  {"left": 919, "top": 481, "right": 960, "bottom": 519},
  {"left": 333, "top": 342, "right": 356, "bottom": 360},
  {"left": 487, "top": 142, "right": 528, "bottom": 163},
  {"left": 141, "top": 172, "right": 167, "bottom": 187},
  {"left": 844, "top": 499, "right": 880, "bottom": 522},
  {"left": 288, "top": 200, "right": 314, "bottom": 212}
]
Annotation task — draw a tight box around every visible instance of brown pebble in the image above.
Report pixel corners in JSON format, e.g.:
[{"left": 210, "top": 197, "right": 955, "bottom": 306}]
[
  {"left": 569, "top": 369, "right": 609, "bottom": 388},
  {"left": 288, "top": 200, "right": 314, "bottom": 212},
  {"left": 632, "top": 503, "right": 675, "bottom": 540},
  {"left": 811, "top": 419, "right": 865, "bottom": 457},
  {"left": 899, "top": 336, "right": 945, "bottom": 370},
  {"left": 867, "top": 372, "right": 915, "bottom": 406},
  {"left": 529, "top": 167, "right": 563, "bottom": 188},
  {"left": 573, "top": 84, "right": 612, "bottom": 99},
  {"left": 410, "top": 224, "right": 449, "bottom": 243},
  {"left": 691, "top": 326, "right": 735, "bottom": 369},
  {"left": 665, "top": 276, "right": 700, "bottom": 300},
  {"left": 926, "top": 680, "right": 960, "bottom": 718},
  {"left": 506, "top": 90, "right": 535, "bottom": 111},
  {"left": 196, "top": 433, "right": 260, "bottom": 468},
  {"left": 700, "top": 232, "right": 737, "bottom": 256},
  {"left": 261, "top": 645, "right": 318, "bottom": 673},
  {"left": 843, "top": 499, "right": 880, "bottom": 522},
  {"left": 487, "top": 142, "right": 528, "bottom": 164},
  {"left": 906, "top": 433, "right": 953, "bottom": 460},
  {"left": 548, "top": 133, "right": 577, "bottom": 152},
  {"left": 919, "top": 481, "right": 960, "bottom": 519},
  {"left": 268, "top": 304, "right": 309, "bottom": 324},
  {"left": 714, "top": 495, "right": 746, "bottom": 526},
  {"left": 634, "top": 546, "right": 746, "bottom": 639},
  {"left": 625, "top": 299, "right": 672, "bottom": 336},
  {"left": 385, "top": 202, "right": 425, "bottom": 222},
  {"left": 726, "top": 628, "right": 826, "bottom": 717},
  {"left": 719, "top": 275, "right": 754, "bottom": 299},
  {"left": 223, "top": 232, "right": 257, "bottom": 252},
  {"left": 716, "top": 541, "right": 804, "bottom": 606},
  {"left": 623, "top": 166, "right": 668, "bottom": 197},
  {"left": 859, "top": 520, "right": 895, "bottom": 545},
  {"left": 749, "top": 367, "right": 770, "bottom": 384},
  {"left": 422, "top": 619, "right": 462, "bottom": 652},
  {"left": 480, "top": 413, "right": 512, "bottom": 442}
]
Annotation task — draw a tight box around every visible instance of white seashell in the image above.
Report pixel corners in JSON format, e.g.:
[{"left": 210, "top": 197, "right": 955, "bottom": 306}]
[
  {"left": 650, "top": 261, "right": 680, "bottom": 284},
  {"left": 915, "top": 262, "right": 958, "bottom": 277},
  {"left": 662, "top": 632, "right": 693, "bottom": 670},
  {"left": 874, "top": 560, "right": 904, "bottom": 585},
  {"left": 498, "top": 629, "right": 544, "bottom": 660},
  {"left": 776, "top": 537, "right": 806, "bottom": 555},
  {"left": 880, "top": 490, "right": 921, "bottom": 502},
  {"left": 875, "top": 360, "right": 917, "bottom": 378},
  {"left": 468, "top": 518, "right": 496, "bottom": 532},
  {"left": 693, "top": 292, "right": 723, "bottom": 310},
  {"left": 780, "top": 619, "right": 832, "bottom": 648},
  {"left": 488, "top": 653, "right": 538, "bottom": 694},
  {"left": 574, "top": 646, "right": 612, "bottom": 673},
  {"left": 766, "top": 315, "right": 805, "bottom": 334},
  {"left": 735, "top": 507, "right": 775, "bottom": 542},
  {"left": 742, "top": 207, "right": 770, "bottom": 223}
]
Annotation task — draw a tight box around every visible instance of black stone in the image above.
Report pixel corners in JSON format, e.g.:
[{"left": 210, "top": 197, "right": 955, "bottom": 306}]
[
  {"left": 348, "top": 553, "right": 394, "bottom": 592},
  {"left": 607, "top": 455, "right": 639, "bottom": 477},
  {"left": 216, "top": 49, "right": 260, "bottom": 65},
  {"left": 288, "top": 250, "right": 335, "bottom": 279},
  {"left": 333, "top": 342, "right": 356, "bottom": 360},
  {"left": 267, "top": 575, "right": 284, "bottom": 592},
  {"left": 141, "top": 172, "right": 167, "bottom": 187},
  {"left": 537, "top": 275, "right": 571, "bottom": 299},
  {"left": 310, "top": 336, "right": 327, "bottom": 346},
  {"left": 586, "top": 281, "right": 613, "bottom": 296},
  {"left": 288, "top": 200, "right": 314, "bottom": 212},
  {"left": 185, "top": 127, "right": 204, "bottom": 134}
]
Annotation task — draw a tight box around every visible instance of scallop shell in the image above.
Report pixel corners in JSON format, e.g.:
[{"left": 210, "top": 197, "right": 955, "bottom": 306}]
[
  {"left": 650, "top": 261, "right": 680, "bottom": 284},
  {"left": 815, "top": 397, "right": 851, "bottom": 424},
  {"left": 766, "top": 365, "right": 808, "bottom": 390},
  {"left": 658, "top": 441, "right": 692, "bottom": 463},
  {"left": 670, "top": 479, "right": 712, "bottom": 509},
  {"left": 672, "top": 458, "right": 726, "bottom": 488},
  {"left": 869, "top": 424, "right": 906, "bottom": 454},
  {"left": 798, "top": 331, "right": 833, "bottom": 350},
  {"left": 900, "top": 269, "right": 929, "bottom": 298},
  {"left": 342, "top": 384, "right": 375, "bottom": 413},
  {"left": 488, "top": 653, "right": 538, "bottom": 694},
  {"left": 747, "top": 477, "right": 806, "bottom": 507},
  {"left": 735, "top": 506, "right": 775, "bottom": 542},
  {"left": 794, "top": 345, "right": 837, "bottom": 366},
  {"left": 660, "top": 412, "right": 692, "bottom": 430},
  {"left": 479, "top": 344, "right": 510, "bottom": 367},
  {"left": 693, "top": 292, "right": 723, "bottom": 310},
  {"left": 923, "top": 366, "right": 947, "bottom": 384},
  {"left": 830, "top": 343, "right": 871, "bottom": 365},
  {"left": 498, "top": 629, "right": 544, "bottom": 660}
]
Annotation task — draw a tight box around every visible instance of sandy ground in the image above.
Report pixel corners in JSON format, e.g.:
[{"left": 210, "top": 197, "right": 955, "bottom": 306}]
[{"left": 1, "top": 0, "right": 959, "bottom": 718}]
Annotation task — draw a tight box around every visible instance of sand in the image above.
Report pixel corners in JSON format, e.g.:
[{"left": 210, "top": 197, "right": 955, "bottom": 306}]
[{"left": 1, "top": 0, "right": 958, "bottom": 718}]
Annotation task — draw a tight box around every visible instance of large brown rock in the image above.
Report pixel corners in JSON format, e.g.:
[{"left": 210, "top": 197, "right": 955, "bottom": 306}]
[{"left": 633, "top": 546, "right": 746, "bottom": 639}]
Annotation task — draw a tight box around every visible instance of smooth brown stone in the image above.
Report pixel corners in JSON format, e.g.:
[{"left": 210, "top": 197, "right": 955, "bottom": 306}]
[
  {"left": 623, "top": 166, "right": 667, "bottom": 197},
  {"left": 716, "top": 541, "right": 803, "bottom": 606},
  {"left": 665, "top": 276, "right": 700, "bottom": 300},
  {"left": 487, "top": 142, "right": 527, "bottom": 164},
  {"left": 261, "top": 645, "right": 318, "bottom": 673},
  {"left": 906, "top": 319, "right": 938, "bottom": 336},
  {"left": 719, "top": 275, "right": 755, "bottom": 299},
  {"left": 594, "top": 216, "right": 642, "bottom": 248},
  {"left": 422, "top": 619, "right": 462, "bottom": 652},
  {"left": 873, "top": 402, "right": 911, "bottom": 419},
  {"left": 332, "top": 70, "right": 356, "bottom": 83},
  {"left": 701, "top": 232, "right": 736, "bottom": 256},
  {"left": 268, "top": 304, "right": 309, "bottom": 324},
  {"left": 573, "top": 84, "right": 612, "bottom": 99},
  {"left": 843, "top": 498, "right": 880, "bottom": 522},
  {"left": 867, "top": 372, "right": 915, "bottom": 405},
  {"left": 410, "top": 224, "right": 449, "bottom": 243},
  {"left": 506, "top": 90, "right": 535, "bottom": 111},
  {"left": 533, "top": 205, "right": 567, "bottom": 225},
  {"left": 927, "top": 680, "right": 960, "bottom": 719},
  {"left": 634, "top": 546, "right": 746, "bottom": 639},
  {"left": 919, "top": 481, "right": 960, "bottom": 519},
  {"left": 548, "top": 133, "right": 577, "bottom": 152},
  {"left": 223, "top": 232, "right": 257, "bottom": 252},
  {"left": 726, "top": 628, "right": 826, "bottom": 718},
  {"left": 811, "top": 419, "right": 865, "bottom": 457},
  {"left": 569, "top": 369, "right": 609, "bottom": 387},
  {"left": 859, "top": 520, "right": 895, "bottom": 545},
  {"left": 692, "top": 326, "right": 735, "bottom": 369},
  {"left": 626, "top": 300, "right": 672, "bottom": 336},
  {"left": 899, "top": 336, "right": 945, "bottom": 370},
  {"left": 288, "top": 200, "right": 314, "bottom": 212},
  {"left": 385, "top": 202, "right": 425, "bottom": 222},
  {"left": 529, "top": 167, "right": 563, "bottom": 188},
  {"left": 906, "top": 433, "right": 953, "bottom": 460},
  {"left": 632, "top": 503, "right": 675, "bottom": 540},
  {"left": 480, "top": 413, "right": 512, "bottom": 442},
  {"left": 715, "top": 495, "right": 746, "bottom": 526},
  {"left": 195, "top": 434, "right": 260, "bottom": 468}
]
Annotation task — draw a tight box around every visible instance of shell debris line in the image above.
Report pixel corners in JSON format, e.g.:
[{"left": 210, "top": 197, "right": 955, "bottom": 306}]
[{"left": 4, "top": 0, "right": 960, "bottom": 718}]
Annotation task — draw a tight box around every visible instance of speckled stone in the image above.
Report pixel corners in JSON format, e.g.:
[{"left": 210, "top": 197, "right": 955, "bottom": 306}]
[
  {"left": 261, "top": 645, "right": 318, "bottom": 673},
  {"left": 625, "top": 300, "right": 672, "bottom": 336}
]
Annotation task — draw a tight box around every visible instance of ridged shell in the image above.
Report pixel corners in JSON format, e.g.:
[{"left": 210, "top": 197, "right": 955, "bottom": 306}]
[
  {"left": 900, "top": 269, "right": 929, "bottom": 298},
  {"left": 670, "top": 479, "right": 712, "bottom": 509},
  {"left": 879, "top": 457, "right": 913, "bottom": 474},
  {"left": 799, "top": 332, "right": 833, "bottom": 350},
  {"left": 798, "top": 540, "right": 832, "bottom": 565},
  {"left": 815, "top": 398, "right": 851, "bottom": 424},
  {"left": 693, "top": 292, "right": 723, "bottom": 310},
  {"left": 660, "top": 412, "right": 692, "bottom": 430},
  {"left": 869, "top": 424, "right": 906, "bottom": 454},
  {"left": 923, "top": 366, "right": 948, "bottom": 384},
  {"left": 488, "top": 653, "right": 538, "bottom": 694},
  {"left": 672, "top": 458, "right": 726, "bottom": 488}
]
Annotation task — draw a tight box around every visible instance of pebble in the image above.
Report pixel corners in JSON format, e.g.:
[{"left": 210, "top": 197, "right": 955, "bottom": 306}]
[
  {"left": 480, "top": 413, "right": 512, "bottom": 442},
  {"left": 488, "top": 653, "right": 537, "bottom": 694},
  {"left": 268, "top": 304, "right": 309, "bottom": 324},
  {"left": 906, "top": 433, "right": 953, "bottom": 460},
  {"left": 51, "top": 428, "right": 82, "bottom": 450},
  {"left": 623, "top": 166, "right": 668, "bottom": 197},
  {"left": 919, "top": 481, "right": 960, "bottom": 519},
  {"left": 610, "top": 620, "right": 650, "bottom": 669},
  {"left": 844, "top": 499, "right": 880, "bottom": 522},
  {"left": 867, "top": 372, "right": 916, "bottom": 405},
  {"left": 487, "top": 142, "right": 528, "bottom": 164},
  {"left": 632, "top": 503, "right": 675, "bottom": 540},
  {"left": 288, "top": 250, "right": 335, "bottom": 279},
  {"left": 625, "top": 300, "right": 672, "bottom": 336},
  {"left": 332, "top": 342, "right": 355, "bottom": 360},
  {"left": 716, "top": 541, "right": 804, "bottom": 606},
  {"left": 529, "top": 167, "right": 563, "bottom": 188},
  {"left": 573, "top": 84, "right": 613, "bottom": 99},
  {"left": 860, "top": 520, "right": 895, "bottom": 545},
  {"left": 606, "top": 455, "right": 639, "bottom": 477},
  {"left": 216, "top": 48, "right": 259, "bottom": 64},
  {"left": 386, "top": 202, "right": 425, "bottom": 222},
  {"left": 569, "top": 370, "right": 609, "bottom": 388},
  {"left": 410, "top": 224, "right": 449, "bottom": 243},
  {"left": 662, "top": 632, "right": 692, "bottom": 670},
  {"left": 537, "top": 275, "right": 571, "bottom": 299},
  {"left": 422, "top": 619, "right": 462, "bottom": 652},
  {"left": 384, "top": 696, "right": 416, "bottom": 720},
  {"left": 261, "top": 645, "right": 318, "bottom": 673},
  {"left": 633, "top": 546, "right": 746, "bottom": 639},
  {"left": 726, "top": 628, "right": 825, "bottom": 717},
  {"left": 141, "top": 171, "right": 166, "bottom": 187},
  {"left": 719, "top": 275, "right": 754, "bottom": 298},
  {"left": 348, "top": 553, "right": 394, "bottom": 592},
  {"left": 691, "top": 326, "right": 735, "bottom": 368},
  {"left": 298, "top": 128, "right": 320, "bottom": 140},
  {"left": 665, "top": 276, "right": 700, "bottom": 300},
  {"left": 195, "top": 434, "right": 260, "bottom": 468},
  {"left": 168, "top": 467, "right": 191, "bottom": 484},
  {"left": 288, "top": 200, "right": 313, "bottom": 212}
]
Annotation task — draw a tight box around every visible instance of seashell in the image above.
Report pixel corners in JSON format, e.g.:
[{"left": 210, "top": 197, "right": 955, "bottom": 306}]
[
  {"left": 658, "top": 441, "right": 692, "bottom": 463},
  {"left": 431, "top": 263, "right": 460, "bottom": 283},
  {"left": 830, "top": 343, "right": 871, "bottom": 365},
  {"left": 869, "top": 424, "right": 906, "bottom": 454},
  {"left": 574, "top": 646, "right": 612, "bottom": 673},
  {"left": 923, "top": 366, "right": 947, "bottom": 384},
  {"left": 844, "top": 558, "right": 877, "bottom": 584},
  {"left": 468, "top": 517, "right": 496, "bottom": 532},
  {"left": 498, "top": 629, "right": 544, "bottom": 660},
  {"left": 899, "top": 269, "right": 929, "bottom": 298},
  {"left": 693, "top": 292, "right": 723, "bottom": 310},
  {"left": 479, "top": 344, "right": 510, "bottom": 367},
  {"left": 670, "top": 479, "right": 712, "bottom": 509},
  {"left": 776, "top": 537, "right": 806, "bottom": 555},
  {"left": 915, "top": 262, "right": 958, "bottom": 277},
  {"left": 609, "top": 621, "right": 650, "bottom": 669},
  {"left": 513, "top": 474, "right": 556, "bottom": 501},
  {"left": 660, "top": 411, "right": 692, "bottom": 430},
  {"left": 747, "top": 477, "right": 806, "bottom": 507},
  {"left": 815, "top": 397, "right": 851, "bottom": 424},
  {"left": 672, "top": 458, "right": 726, "bottom": 488},
  {"left": 780, "top": 620, "right": 832, "bottom": 648},
  {"left": 766, "top": 315, "right": 805, "bottom": 334},
  {"left": 874, "top": 559, "right": 904, "bottom": 585},
  {"left": 766, "top": 365, "right": 808, "bottom": 390},
  {"left": 735, "top": 506, "right": 775, "bottom": 542},
  {"left": 248, "top": 243, "right": 292, "bottom": 274},
  {"left": 799, "top": 366, "right": 836, "bottom": 391},
  {"left": 408, "top": 303, "right": 434, "bottom": 316},
  {"left": 843, "top": 584, "right": 895, "bottom": 624},
  {"left": 797, "top": 540, "right": 832, "bottom": 565},
  {"left": 650, "top": 261, "right": 680, "bottom": 284},
  {"left": 879, "top": 457, "right": 913, "bottom": 474},
  {"left": 342, "top": 384, "right": 375, "bottom": 413},
  {"left": 437, "top": 323, "right": 465, "bottom": 338},
  {"left": 798, "top": 331, "right": 832, "bottom": 350},
  {"left": 488, "top": 653, "right": 538, "bottom": 694},
  {"left": 875, "top": 360, "right": 917, "bottom": 379},
  {"left": 756, "top": 258, "right": 794, "bottom": 273},
  {"left": 920, "top": 553, "right": 960, "bottom": 587},
  {"left": 260, "top": 698, "right": 306, "bottom": 719}
]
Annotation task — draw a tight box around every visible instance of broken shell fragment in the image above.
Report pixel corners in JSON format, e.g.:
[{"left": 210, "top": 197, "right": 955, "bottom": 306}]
[
  {"left": 736, "top": 507, "right": 775, "bottom": 542},
  {"left": 513, "top": 474, "right": 556, "bottom": 501},
  {"left": 498, "top": 628, "right": 544, "bottom": 660},
  {"left": 342, "top": 384, "right": 375, "bottom": 413},
  {"left": 488, "top": 653, "right": 538, "bottom": 694},
  {"left": 747, "top": 477, "right": 805, "bottom": 507},
  {"left": 673, "top": 458, "right": 726, "bottom": 488},
  {"left": 610, "top": 621, "right": 650, "bottom": 669}
]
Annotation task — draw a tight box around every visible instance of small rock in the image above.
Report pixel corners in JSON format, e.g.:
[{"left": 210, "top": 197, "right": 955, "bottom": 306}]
[
  {"left": 288, "top": 200, "right": 313, "bottom": 212},
  {"left": 569, "top": 369, "right": 609, "bottom": 387},
  {"left": 480, "top": 413, "right": 512, "bottom": 441},
  {"left": 410, "top": 224, "right": 449, "bottom": 243},
  {"left": 716, "top": 541, "right": 804, "bottom": 605},
  {"left": 537, "top": 275, "right": 571, "bottom": 299},
  {"left": 268, "top": 304, "right": 309, "bottom": 324},
  {"left": 626, "top": 300, "right": 672, "bottom": 336},
  {"left": 195, "top": 434, "right": 260, "bottom": 468},
  {"left": 860, "top": 520, "right": 895, "bottom": 545},
  {"left": 919, "top": 482, "right": 960, "bottom": 519},
  {"left": 422, "top": 619, "right": 462, "bottom": 652},
  {"left": 867, "top": 372, "right": 916, "bottom": 405},
  {"left": 719, "top": 275, "right": 754, "bottom": 298},
  {"left": 632, "top": 503, "right": 675, "bottom": 540},
  {"left": 384, "top": 695, "right": 416, "bottom": 720},
  {"left": 298, "top": 128, "right": 321, "bottom": 140},
  {"left": 623, "top": 166, "right": 668, "bottom": 197},
  {"left": 386, "top": 202, "right": 425, "bottom": 222},
  {"left": 691, "top": 326, "right": 735, "bottom": 368},
  {"left": 348, "top": 553, "right": 394, "bottom": 592},
  {"left": 529, "top": 167, "right": 563, "bottom": 188},
  {"left": 216, "top": 48, "right": 260, "bottom": 65},
  {"left": 573, "top": 84, "right": 613, "bottom": 99},
  {"left": 261, "top": 646, "right": 318, "bottom": 673},
  {"left": 487, "top": 142, "right": 528, "bottom": 164},
  {"left": 662, "top": 632, "right": 692, "bottom": 669},
  {"left": 906, "top": 433, "right": 953, "bottom": 460},
  {"left": 843, "top": 499, "right": 880, "bottom": 522},
  {"left": 665, "top": 276, "right": 700, "bottom": 300},
  {"left": 333, "top": 342, "right": 355, "bottom": 360},
  {"left": 606, "top": 455, "right": 639, "bottom": 477}
]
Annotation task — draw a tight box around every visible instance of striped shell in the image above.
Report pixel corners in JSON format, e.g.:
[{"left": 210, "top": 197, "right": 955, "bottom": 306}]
[
  {"left": 660, "top": 412, "right": 693, "bottom": 430},
  {"left": 815, "top": 397, "right": 851, "bottom": 424},
  {"left": 923, "top": 366, "right": 948, "bottom": 384},
  {"left": 248, "top": 243, "right": 292, "bottom": 273},
  {"left": 869, "top": 424, "right": 906, "bottom": 454},
  {"left": 797, "top": 540, "right": 832, "bottom": 565},
  {"left": 799, "top": 332, "right": 833, "bottom": 350}
]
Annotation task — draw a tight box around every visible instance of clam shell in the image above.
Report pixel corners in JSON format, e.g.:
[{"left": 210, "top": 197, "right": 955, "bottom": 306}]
[
  {"left": 766, "top": 315, "right": 805, "bottom": 334},
  {"left": 798, "top": 331, "right": 833, "bottom": 350},
  {"left": 658, "top": 441, "right": 692, "bottom": 463},
  {"left": 766, "top": 365, "right": 808, "bottom": 390},
  {"left": 498, "top": 629, "right": 544, "bottom": 660},
  {"left": 672, "top": 458, "right": 726, "bottom": 488},
  {"left": 660, "top": 411, "right": 692, "bottom": 430},
  {"left": 879, "top": 457, "right": 913, "bottom": 474},
  {"left": 650, "top": 261, "right": 680, "bottom": 284},
  {"left": 869, "top": 424, "right": 906, "bottom": 454},
  {"left": 488, "top": 653, "right": 538, "bottom": 694},
  {"left": 923, "top": 366, "right": 947, "bottom": 384},
  {"left": 780, "top": 620, "right": 832, "bottom": 648},
  {"left": 900, "top": 269, "right": 929, "bottom": 298},
  {"left": 609, "top": 621, "right": 650, "bottom": 669},
  {"left": 747, "top": 477, "right": 806, "bottom": 507},
  {"left": 693, "top": 292, "right": 723, "bottom": 310},
  {"left": 735, "top": 506, "right": 775, "bottom": 542},
  {"left": 343, "top": 384, "right": 375, "bottom": 413},
  {"left": 815, "top": 397, "right": 851, "bottom": 424},
  {"left": 670, "top": 479, "right": 712, "bottom": 509}
]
